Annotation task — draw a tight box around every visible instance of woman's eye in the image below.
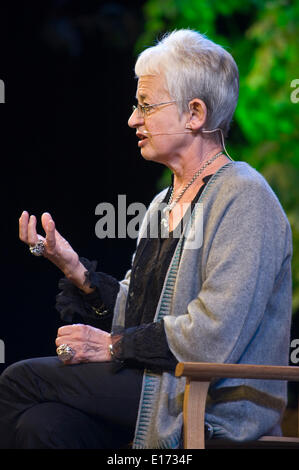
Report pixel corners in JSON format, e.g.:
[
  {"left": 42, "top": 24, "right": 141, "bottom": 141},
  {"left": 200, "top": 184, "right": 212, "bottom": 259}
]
[{"left": 144, "top": 104, "right": 154, "bottom": 113}]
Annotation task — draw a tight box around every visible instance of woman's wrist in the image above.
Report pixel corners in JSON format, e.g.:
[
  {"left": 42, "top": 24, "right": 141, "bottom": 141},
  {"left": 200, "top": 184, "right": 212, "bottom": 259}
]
[
  {"left": 63, "top": 261, "right": 95, "bottom": 294},
  {"left": 108, "top": 342, "right": 124, "bottom": 363},
  {"left": 109, "top": 333, "right": 124, "bottom": 363}
]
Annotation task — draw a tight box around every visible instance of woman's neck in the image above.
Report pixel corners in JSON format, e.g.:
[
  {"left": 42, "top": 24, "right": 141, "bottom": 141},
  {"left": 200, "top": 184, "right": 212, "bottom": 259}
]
[{"left": 170, "top": 147, "right": 229, "bottom": 196}]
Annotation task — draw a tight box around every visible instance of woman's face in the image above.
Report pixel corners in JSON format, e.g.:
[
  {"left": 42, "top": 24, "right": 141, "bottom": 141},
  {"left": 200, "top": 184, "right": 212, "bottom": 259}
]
[{"left": 128, "top": 74, "right": 189, "bottom": 165}]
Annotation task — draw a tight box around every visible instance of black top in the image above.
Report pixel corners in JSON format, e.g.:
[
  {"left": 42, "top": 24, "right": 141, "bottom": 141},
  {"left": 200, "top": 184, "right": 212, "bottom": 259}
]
[{"left": 56, "top": 175, "right": 212, "bottom": 372}]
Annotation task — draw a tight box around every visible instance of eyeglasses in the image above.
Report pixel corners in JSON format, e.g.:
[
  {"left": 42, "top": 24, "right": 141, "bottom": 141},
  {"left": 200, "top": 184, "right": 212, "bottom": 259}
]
[{"left": 132, "top": 100, "right": 177, "bottom": 117}]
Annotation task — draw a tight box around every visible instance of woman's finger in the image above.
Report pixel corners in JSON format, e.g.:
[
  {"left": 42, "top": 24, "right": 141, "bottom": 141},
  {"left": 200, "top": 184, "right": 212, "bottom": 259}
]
[
  {"left": 57, "top": 325, "right": 79, "bottom": 337},
  {"left": 41, "top": 212, "right": 57, "bottom": 252},
  {"left": 27, "top": 215, "right": 39, "bottom": 245},
  {"left": 41, "top": 212, "right": 53, "bottom": 232},
  {"left": 19, "top": 211, "right": 29, "bottom": 243},
  {"left": 55, "top": 336, "right": 70, "bottom": 347},
  {"left": 45, "top": 219, "right": 56, "bottom": 251}
]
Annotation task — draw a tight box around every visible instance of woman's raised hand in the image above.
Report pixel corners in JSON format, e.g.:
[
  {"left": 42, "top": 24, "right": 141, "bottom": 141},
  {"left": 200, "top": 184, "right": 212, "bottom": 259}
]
[{"left": 19, "top": 211, "right": 80, "bottom": 275}]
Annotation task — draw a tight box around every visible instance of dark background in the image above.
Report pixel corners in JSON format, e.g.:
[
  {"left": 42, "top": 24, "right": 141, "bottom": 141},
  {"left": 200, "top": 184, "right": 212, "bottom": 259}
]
[{"left": 0, "top": 0, "right": 168, "bottom": 372}]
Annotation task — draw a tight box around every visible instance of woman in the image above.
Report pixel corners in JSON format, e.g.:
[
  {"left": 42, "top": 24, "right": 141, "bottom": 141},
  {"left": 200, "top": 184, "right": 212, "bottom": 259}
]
[{"left": 0, "top": 29, "right": 292, "bottom": 449}]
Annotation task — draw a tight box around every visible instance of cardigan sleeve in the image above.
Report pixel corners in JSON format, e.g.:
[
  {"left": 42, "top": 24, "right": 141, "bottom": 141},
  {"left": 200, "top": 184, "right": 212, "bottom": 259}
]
[{"left": 111, "top": 321, "right": 178, "bottom": 371}]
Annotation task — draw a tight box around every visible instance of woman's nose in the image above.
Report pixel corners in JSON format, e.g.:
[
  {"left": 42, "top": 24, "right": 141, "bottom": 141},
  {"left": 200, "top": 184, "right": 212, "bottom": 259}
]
[{"left": 128, "top": 108, "right": 144, "bottom": 128}]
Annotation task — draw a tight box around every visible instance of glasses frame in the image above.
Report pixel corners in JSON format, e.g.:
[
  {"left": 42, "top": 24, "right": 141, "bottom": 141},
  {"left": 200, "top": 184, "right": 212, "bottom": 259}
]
[{"left": 132, "top": 100, "right": 177, "bottom": 117}]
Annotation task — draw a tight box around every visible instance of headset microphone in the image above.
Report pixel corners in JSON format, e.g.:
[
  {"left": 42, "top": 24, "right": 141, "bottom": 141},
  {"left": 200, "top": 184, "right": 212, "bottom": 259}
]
[
  {"left": 201, "top": 128, "right": 234, "bottom": 161},
  {"left": 142, "top": 130, "right": 192, "bottom": 136},
  {"left": 142, "top": 127, "right": 233, "bottom": 161},
  {"left": 143, "top": 127, "right": 234, "bottom": 161}
]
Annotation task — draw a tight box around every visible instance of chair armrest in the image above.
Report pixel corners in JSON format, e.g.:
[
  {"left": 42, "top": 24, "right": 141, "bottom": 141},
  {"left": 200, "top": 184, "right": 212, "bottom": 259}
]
[
  {"left": 175, "top": 362, "right": 299, "bottom": 449},
  {"left": 175, "top": 362, "right": 299, "bottom": 382}
]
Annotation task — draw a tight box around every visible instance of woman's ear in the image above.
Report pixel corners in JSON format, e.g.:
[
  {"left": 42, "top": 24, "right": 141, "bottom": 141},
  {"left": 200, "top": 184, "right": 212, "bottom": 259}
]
[{"left": 185, "top": 99, "right": 207, "bottom": 131}]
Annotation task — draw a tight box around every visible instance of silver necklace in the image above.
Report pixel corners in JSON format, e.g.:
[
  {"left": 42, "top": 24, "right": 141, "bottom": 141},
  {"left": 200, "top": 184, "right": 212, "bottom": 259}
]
[{"left": 161, "top": 151, "right": 223, "bottom": 232}]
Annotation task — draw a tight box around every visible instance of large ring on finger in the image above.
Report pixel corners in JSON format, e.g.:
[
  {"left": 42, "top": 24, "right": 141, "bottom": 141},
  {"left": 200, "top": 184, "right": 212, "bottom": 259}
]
[
  {"left": 56, "top": 344, "right": 75, "bottom": 362},
  {"left": 29, "top": 240, "right": 45, "bottom": 257}
]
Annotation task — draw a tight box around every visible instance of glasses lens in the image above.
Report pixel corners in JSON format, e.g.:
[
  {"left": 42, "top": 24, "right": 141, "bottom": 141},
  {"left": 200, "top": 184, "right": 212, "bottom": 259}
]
[
  {"left": 132, "top": 104, "right": 142, "bottom": 116},
  {"left": 132, "top": 104, "right": 145, "bottom": 117}
]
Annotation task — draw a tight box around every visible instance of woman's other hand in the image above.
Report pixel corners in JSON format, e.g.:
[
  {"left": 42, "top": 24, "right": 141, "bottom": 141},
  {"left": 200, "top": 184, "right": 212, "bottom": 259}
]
[{"left": 55, "top": 324, "right": 112, "bottom": 364}]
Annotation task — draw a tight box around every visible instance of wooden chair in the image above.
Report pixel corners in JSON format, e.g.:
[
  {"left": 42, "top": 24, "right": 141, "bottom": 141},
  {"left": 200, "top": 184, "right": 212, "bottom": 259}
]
[{"left": 175, "top": 362, "right": 299, "bottom": 449}]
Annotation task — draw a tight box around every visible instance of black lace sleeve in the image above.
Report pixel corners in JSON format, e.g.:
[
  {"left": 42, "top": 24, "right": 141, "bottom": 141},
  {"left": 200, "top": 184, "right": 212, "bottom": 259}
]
[
  {"left": 55, "top": 257, "right": 120, "bottom": 332},
  {"left": 111, "top": 320, "right": 178, "bottom": 372}
]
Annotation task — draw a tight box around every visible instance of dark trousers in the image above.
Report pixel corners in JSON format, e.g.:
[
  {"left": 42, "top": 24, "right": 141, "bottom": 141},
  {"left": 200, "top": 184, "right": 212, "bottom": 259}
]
[{"left": 0, "top": 357, "right": 143, "bottom": 449}]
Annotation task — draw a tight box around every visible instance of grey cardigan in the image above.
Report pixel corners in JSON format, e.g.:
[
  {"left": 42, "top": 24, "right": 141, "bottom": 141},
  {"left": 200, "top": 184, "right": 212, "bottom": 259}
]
[{"left": 112, "top": 161, "right": 293, "bottom": 448}]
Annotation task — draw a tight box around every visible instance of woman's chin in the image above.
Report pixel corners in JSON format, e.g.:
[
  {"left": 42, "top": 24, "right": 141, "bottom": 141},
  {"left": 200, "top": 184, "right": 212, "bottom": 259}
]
[{"left": 140, "top": 149, "right": 164, "bottom": 164}]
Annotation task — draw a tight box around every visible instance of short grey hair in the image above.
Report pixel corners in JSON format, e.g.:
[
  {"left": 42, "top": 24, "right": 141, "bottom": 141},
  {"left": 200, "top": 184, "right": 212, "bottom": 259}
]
[{"left": 135, "top": 29, "right": 239, "bottom": 137}]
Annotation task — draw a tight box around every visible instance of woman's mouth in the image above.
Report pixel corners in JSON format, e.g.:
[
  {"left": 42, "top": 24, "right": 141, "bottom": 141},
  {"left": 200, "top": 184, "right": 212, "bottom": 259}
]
[{"left": 136, "top": 132, "right": 148, "bottom": 147}]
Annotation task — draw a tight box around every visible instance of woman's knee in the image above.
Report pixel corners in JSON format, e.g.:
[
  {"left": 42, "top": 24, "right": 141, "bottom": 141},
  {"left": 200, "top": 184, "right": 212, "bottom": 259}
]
[
  {"left": 1, "top": 356, "right": 60, "bottom": 386},
  {"left": 0, "top": 359, "right": 36, "bottom": 389},
  {"left": 15, "top": 402, "right": 107, "bottom": 449}
]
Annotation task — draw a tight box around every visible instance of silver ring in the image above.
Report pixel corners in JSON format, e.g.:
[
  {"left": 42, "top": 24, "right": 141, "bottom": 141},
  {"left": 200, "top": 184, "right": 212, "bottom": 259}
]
[
  {"left": 56, "top": 344, "right": 75, "bottom": 362},
  {"left": 29, "top": 240, "right": 45, "bottom": 257}
]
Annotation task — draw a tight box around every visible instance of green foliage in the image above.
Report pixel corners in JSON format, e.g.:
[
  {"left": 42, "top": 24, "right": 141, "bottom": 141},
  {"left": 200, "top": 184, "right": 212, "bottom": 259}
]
[{"left": 136, "top": 0, "right": 299, "bottom": 312}]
